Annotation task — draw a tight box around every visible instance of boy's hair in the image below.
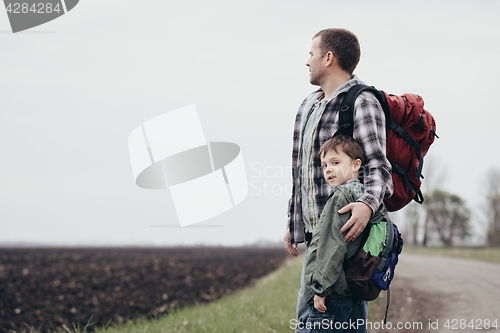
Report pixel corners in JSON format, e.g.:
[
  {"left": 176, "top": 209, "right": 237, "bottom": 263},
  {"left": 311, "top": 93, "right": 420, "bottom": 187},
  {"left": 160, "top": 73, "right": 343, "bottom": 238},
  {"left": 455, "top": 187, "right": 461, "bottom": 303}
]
[
  {"left": 313, "top": 28, "right": 360, "bottom": 75},
  {"left": 319, "top": 135, "right": 365, "bottom": 164}
]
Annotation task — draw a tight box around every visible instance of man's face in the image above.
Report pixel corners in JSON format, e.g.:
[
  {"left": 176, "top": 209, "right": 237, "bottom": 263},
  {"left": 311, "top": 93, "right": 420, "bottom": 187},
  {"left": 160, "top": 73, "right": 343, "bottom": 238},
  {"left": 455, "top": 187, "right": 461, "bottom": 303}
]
[
  {"left": 306, "top": 37, "right": 326, "bottom": 86},
  {"left": 321, "top": 148, "right": 361, "bottom": 188}
]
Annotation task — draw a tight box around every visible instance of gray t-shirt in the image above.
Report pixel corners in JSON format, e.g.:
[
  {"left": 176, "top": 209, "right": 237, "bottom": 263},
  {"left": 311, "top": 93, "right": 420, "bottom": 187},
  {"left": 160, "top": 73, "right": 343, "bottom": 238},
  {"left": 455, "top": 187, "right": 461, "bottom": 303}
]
[{"left": 299, "top": 96, "right": 333, "bottom": 233}]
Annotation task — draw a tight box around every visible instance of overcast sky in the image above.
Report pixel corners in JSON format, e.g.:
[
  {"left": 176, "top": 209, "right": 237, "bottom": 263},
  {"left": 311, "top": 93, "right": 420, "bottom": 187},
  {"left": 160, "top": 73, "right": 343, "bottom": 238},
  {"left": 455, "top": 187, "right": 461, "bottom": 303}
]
[{"left": 1, "top": 0, "right": 499, "bottom": 246}]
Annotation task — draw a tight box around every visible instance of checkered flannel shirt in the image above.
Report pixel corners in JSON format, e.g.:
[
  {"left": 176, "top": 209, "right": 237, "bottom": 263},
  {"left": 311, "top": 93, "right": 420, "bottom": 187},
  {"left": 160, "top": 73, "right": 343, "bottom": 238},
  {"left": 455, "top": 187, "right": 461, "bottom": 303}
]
[{"left": 287, "top": 76, "right": 394, "bottom": 244}]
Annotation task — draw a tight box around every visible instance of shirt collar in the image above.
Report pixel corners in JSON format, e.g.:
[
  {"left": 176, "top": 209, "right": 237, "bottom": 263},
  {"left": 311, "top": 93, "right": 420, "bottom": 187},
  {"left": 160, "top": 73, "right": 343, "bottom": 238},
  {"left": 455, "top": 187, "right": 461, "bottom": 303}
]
[
  {"left": 312, "top": 75, "right": 366, "bottom": 101},
  {"left": 331, "top": 75, "right": 365, "bottom": 99},
  {"left": 328, "top": 178, "right": 361, "bottom": 198}
]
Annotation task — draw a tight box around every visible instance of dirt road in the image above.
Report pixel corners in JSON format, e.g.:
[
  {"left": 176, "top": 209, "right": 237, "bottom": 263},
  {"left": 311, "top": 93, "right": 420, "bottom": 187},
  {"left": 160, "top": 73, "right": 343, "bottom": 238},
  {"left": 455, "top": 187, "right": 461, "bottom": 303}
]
[{"left": 370, "top": 253, "right": 500, "bottom": 333}]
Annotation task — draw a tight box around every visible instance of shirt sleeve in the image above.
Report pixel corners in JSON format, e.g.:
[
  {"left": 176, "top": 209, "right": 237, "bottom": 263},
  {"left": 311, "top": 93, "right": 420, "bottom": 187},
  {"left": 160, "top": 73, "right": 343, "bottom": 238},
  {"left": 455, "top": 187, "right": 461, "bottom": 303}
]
[
  {"left": 353, "top": 92, "right": 393, "bottom": 213},
  {"left": 287, "top": 197, "right": 292, "bottom": 229},
  {"left": 309, "top": 193, "right": 350, "bottom": 298}
]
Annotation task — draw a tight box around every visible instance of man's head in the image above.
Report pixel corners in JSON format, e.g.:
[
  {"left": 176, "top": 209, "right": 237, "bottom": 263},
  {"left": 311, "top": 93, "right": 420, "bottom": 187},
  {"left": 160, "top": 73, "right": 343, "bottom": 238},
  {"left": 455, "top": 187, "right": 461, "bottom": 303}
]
[
  {"left": 306, "top": 28, "right": 360, "bottom": 85},
  {"left": 319, "top": 135, "right": 364, "bottom": 188}
]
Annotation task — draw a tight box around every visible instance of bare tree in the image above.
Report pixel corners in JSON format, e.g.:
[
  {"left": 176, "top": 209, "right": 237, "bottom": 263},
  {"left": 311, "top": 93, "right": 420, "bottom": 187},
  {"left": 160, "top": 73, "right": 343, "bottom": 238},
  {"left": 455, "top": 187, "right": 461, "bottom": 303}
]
[
  {"left": 405, "top": 201, "right": 420, "bottom": 246},
  {"left": 424, "top": 189, "right": 471, "bottom": 246},
  {"left": 486, "top": 168, "right": 500, "bottom": 245},
  {"left": 420, "top": 155, "right": 448, "bottom": 246},
  {"left": 420, "top": 155, "right": 448, "bottom": 193}
]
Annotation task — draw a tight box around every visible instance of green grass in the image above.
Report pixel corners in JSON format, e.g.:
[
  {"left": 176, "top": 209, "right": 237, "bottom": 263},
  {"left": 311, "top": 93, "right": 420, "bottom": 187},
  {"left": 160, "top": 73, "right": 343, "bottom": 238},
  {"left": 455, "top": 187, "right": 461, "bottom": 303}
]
[
  {"left": 403, "top": 246, "right": 500, "bottom": 264},
  {"left": 49, "top": 255, "right": 385, "bottom": 333}
]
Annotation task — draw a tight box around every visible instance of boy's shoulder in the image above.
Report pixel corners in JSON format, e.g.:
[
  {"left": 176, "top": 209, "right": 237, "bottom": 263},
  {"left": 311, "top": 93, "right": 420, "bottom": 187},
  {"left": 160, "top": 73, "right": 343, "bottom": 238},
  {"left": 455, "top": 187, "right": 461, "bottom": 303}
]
[{"left": 329, "top": 179, "right": 364, "bottom": 203}]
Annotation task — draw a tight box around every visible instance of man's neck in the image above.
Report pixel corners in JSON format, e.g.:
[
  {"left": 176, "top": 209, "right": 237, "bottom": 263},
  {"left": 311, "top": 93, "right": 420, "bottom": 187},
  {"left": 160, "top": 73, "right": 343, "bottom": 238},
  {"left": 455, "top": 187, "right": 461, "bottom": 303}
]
[{"left": 320, "top": 72, "right": 352, "bottom": 101}]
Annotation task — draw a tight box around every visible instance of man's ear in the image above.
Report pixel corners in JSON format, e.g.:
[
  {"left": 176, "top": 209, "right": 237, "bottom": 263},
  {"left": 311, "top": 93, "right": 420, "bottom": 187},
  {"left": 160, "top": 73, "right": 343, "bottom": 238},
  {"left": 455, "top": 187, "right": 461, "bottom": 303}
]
[
  {"left": 324, "top": 51, "right": 335, "bottom": 67},
  {"left": 353, "top": 159, "right": 362, "bottom": 172}
]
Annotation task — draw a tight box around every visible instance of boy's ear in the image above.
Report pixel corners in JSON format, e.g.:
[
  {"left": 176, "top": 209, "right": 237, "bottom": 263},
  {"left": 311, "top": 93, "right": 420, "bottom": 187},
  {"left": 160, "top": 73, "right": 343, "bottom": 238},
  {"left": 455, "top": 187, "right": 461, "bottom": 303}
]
[{"left": 353, "top": 159, "right": 362, "bottom": 172}]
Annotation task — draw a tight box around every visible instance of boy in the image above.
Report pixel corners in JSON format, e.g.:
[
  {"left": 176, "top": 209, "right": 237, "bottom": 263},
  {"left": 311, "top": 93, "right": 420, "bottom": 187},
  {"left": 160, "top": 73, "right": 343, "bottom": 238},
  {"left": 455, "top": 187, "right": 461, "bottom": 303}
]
[{"left": 303, "top": 135, "right": 386, "bottom": 333}]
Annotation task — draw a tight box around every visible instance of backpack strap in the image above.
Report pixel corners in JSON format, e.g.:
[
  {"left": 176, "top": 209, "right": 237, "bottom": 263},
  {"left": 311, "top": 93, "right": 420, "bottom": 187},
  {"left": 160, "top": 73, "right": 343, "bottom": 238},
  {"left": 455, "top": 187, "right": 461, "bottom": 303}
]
[
  {"left": 391, "top": 163, "right": 415, "bottom": 193},
  {"left": 414, "top": 189, "right": 424, "bottom": 204},
  {"left": 384, "top": 286, "right": 390, "bottom": 324},
  {"left": 377, "top": 220, "right": 394, "bottom": 270},
  {"left": 389, "top": 121, "right": 424, "bottom": 181},
  {"left": 335, "top": 84, "right": 391, "bottom": 138}
]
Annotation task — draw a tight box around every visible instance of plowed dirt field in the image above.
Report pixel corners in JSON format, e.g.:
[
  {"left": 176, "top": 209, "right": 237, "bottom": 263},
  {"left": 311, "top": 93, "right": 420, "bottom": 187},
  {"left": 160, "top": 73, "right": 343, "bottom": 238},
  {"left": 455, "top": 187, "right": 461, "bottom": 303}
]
[{"left": 0, "top": 247, "right": 287, "bottom": 333}]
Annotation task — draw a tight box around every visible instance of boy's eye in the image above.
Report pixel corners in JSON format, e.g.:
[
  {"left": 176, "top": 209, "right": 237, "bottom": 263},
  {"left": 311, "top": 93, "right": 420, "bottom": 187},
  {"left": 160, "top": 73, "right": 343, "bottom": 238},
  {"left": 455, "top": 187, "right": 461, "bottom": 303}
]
[
  {"left": 333, "top": 161, "right": 339, "bottom": 165},
  {"left": 322, "top": 164, "right": 326, "bottom": 169}
]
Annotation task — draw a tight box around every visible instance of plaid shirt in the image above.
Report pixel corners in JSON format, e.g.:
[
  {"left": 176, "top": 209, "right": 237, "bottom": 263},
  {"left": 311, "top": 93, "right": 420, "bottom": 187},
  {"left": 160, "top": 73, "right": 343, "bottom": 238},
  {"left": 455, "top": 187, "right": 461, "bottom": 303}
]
[{"left": 287, "top": 76, "right": 393, "bottom": 244}]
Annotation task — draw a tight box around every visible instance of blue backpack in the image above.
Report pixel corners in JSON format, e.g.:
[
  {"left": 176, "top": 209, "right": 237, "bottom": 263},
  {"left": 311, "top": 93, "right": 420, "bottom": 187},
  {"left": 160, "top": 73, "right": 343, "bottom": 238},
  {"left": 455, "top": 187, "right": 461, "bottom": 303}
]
[{"left": 344, "top": 219, "right": 403, "bottom": 323}]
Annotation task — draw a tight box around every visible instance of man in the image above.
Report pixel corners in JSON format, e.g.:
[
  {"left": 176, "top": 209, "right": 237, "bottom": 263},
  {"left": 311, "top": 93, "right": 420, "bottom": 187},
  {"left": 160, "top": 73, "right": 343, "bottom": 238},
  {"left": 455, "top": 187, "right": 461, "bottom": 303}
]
[{"left": 284, "top": 28, "right": 393, "bottom": 332}]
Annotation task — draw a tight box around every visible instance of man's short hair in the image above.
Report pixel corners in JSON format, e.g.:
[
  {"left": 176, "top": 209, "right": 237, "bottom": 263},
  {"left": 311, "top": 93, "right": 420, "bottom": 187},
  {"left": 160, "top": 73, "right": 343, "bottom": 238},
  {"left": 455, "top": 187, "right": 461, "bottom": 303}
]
[
  {"left": 313, "top": 28, "right": 360, "bottom": 75},
  {"left": 319, "top": 135, "right": 365, "bottom": 165}
]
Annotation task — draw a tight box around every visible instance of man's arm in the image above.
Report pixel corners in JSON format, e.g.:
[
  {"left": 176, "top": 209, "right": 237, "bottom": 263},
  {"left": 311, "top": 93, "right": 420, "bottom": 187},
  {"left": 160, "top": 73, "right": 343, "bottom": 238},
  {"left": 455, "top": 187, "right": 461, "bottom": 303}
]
[{"left": 340, "top": 94, "right": 393, "bottom": 242}]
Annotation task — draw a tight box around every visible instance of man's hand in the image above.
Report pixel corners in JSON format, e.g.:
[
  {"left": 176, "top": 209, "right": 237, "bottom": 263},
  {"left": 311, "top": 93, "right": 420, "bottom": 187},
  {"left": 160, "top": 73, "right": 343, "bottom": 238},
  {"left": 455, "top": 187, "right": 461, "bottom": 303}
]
[
  {"left": 338, "top": 202, "right": 372, "bottom": 242},
  {"left": 314, "top": 295, "right": 327, "bottom": 313},
  {"left": 283, "top": 229, "right": 299, "bottom": 257}
]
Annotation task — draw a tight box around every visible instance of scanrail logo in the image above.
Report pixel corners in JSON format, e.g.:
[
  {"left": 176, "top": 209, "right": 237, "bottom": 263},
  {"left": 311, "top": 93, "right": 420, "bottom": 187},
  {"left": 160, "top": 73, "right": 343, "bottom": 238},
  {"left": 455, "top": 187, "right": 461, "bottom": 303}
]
[
  {"left": 3, "top": 0, "right": 79, "bottom": 33},
  {"left": 128, "top": 105, "right": 248, "bottom": 227}
]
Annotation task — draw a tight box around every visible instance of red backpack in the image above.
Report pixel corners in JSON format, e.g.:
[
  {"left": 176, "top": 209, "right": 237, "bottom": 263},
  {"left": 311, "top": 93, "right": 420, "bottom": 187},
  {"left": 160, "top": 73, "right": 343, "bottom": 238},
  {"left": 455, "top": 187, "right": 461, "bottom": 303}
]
[{"left": 336, "top": 84, "right": 438, "bottom": 211}]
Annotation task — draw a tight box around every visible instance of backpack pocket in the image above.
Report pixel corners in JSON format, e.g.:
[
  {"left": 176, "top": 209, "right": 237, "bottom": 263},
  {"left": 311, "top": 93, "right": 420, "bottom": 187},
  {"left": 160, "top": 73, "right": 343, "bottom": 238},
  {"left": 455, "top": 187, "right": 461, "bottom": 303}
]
[{"left": 346, "top": 249, "right": 382, "bottom": 301}]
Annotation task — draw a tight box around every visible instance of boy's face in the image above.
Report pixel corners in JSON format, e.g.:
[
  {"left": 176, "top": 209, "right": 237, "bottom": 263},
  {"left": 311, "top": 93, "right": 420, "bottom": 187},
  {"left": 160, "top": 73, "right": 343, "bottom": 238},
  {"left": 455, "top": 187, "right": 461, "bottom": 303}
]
[{"left": 320, "top": 148, "right": 361, "bottom": 188}]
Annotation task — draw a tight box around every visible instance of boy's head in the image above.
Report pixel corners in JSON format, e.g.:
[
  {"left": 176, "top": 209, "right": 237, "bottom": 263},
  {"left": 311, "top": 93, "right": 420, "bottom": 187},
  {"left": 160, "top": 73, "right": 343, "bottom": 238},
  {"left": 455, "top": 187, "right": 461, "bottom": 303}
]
[{"left": 319, "top": 135, "right": 364, "bottom": 188}]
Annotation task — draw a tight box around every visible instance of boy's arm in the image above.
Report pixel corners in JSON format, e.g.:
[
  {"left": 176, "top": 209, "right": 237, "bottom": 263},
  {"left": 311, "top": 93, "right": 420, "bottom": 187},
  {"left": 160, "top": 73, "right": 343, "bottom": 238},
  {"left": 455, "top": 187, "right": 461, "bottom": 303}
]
[{"left": 309, "top": 192, "right": 351, "bottom": 298}]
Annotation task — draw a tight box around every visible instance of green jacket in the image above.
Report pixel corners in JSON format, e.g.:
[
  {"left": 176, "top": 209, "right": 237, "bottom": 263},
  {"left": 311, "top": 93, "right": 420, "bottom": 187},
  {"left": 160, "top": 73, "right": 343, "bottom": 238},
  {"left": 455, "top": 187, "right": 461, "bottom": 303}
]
[{"left": 304, "top": 180, "right": 386, "bottom": 305}]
